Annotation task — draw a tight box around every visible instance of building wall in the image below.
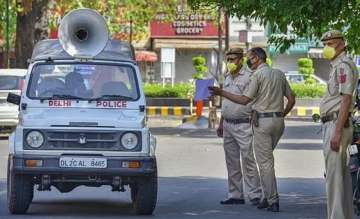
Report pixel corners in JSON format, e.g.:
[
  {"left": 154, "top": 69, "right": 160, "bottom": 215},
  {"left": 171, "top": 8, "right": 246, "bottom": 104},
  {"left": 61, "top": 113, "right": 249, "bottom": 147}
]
[
  {"left": 313, "top": 58, "right": 330, "bottom": 80},
  {"left": 272, "top": 54, "right": 305, "bottom": 72},
  {"left": 153, "top": 49, "right": 214, "bottom": 83},
  {"left": 272, "top": 54, "right": 330, "bottom": 80},
  {"left": 229, "top": 17, "right": 266, "bottom": 44}
]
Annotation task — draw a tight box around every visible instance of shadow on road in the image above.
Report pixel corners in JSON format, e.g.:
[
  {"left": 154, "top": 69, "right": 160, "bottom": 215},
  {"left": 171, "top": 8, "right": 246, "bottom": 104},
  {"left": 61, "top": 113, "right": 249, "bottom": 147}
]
[{"left": 0, "top": 177, "right": 326, "bottom": 219}]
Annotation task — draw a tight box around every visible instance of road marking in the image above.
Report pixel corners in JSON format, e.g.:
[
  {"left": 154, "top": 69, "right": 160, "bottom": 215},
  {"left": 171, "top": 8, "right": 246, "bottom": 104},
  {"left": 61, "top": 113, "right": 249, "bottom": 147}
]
[{"left": 279, "top": 139, "right": 322, "bottom": 144}]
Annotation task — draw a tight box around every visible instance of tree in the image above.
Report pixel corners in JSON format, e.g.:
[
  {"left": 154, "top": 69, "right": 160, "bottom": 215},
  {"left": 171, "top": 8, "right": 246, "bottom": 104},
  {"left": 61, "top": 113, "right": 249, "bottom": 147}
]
[
  {"left": 15, "top": 0, "right": 50, "bottom": 68},
  {"left": 0, "top": 0, "right": 18, "bottom": 67},
  {"left": 49, "top": 0, "right": 177, "bottom": 42},
  {"left": 188, "top": 0, "right": 360, "bottom": 54},
  {"left": 298, "top": 58, "right": 315, "bottom": 84},
  {"left": 8, "top": 0, "right": 178, "bottom": 68},
  {"left": 192, "top": 56, "right": 208, "bottom": 80}
]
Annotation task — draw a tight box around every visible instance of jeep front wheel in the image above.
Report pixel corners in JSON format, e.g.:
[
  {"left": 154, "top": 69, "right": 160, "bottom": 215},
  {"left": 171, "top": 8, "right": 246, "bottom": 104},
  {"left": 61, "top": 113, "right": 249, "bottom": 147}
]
[
  {"left": 132, "top": 172, "right": 158, "bottom": 215},
  {"left": 7, "top": 157, "right": 34, "bottom": 214}
]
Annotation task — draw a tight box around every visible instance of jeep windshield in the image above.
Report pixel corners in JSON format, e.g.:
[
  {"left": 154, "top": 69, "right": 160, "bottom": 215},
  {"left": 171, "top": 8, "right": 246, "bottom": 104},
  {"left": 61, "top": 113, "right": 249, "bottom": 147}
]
[{"left": 27, "top": 63, "right": 139, "bottom": 101}]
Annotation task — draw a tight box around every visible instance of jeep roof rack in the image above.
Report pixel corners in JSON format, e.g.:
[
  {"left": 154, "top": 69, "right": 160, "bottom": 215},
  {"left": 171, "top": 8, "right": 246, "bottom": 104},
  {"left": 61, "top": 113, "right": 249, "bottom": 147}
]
[{"left": 31, "top": 39, "right": 135, "bottom": 63}]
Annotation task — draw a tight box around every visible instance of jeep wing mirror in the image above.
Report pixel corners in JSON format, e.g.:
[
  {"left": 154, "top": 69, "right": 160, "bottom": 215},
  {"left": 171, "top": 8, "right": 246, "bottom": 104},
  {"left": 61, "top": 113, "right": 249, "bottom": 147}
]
[{"left": 7, "top": 93, "right": 21, "bottom": 105}]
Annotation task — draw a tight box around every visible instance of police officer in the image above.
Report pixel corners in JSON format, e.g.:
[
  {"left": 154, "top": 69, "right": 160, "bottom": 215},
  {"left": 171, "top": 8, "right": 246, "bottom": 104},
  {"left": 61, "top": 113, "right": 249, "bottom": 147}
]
[
  {"left": 217, "top": 48, "right": 262, "bottom": 205},
  {"left": 209, "top": 47, "right": 296, "bottom": 212},
  {"left": 319, "top": 30, "right": 358, "bottom": 219}
]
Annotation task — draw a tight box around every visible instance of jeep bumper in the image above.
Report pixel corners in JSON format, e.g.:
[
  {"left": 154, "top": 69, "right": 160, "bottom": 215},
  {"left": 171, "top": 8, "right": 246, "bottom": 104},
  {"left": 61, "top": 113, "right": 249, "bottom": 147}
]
[{"left": 9, "top": 154, "right": 156, "bottom": 176}]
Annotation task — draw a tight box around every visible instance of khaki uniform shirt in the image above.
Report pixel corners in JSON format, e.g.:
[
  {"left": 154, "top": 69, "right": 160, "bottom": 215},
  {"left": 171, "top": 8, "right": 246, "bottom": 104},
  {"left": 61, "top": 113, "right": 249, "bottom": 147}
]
[
  {"left": 244, "top": 63, "right": 292, "bottom": 113},
  {"left": 320, "top": 52, "right": 358, "bottom": 116},
  {"left": 222, "top": 67, "right": 252, "bottom": 119}
]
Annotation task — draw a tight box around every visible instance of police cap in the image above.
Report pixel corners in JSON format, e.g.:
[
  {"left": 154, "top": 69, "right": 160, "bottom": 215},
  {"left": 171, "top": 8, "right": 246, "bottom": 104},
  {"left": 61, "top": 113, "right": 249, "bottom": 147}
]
[
  {"left": 321, "top": 30, "right": 344, "bottom": 42},
  {"left": 226, "top": 48, "right": 244, "bottom": 57}
]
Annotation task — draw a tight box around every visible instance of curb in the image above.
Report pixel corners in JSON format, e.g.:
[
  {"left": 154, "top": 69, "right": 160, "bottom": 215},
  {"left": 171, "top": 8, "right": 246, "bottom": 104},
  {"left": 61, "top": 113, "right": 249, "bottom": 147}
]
[
  {"left": 146, "top": 106, "right": 191, "bottom": 117},
  {"left": 147, "top": 106, "right": 321, "bottom": 117},
  {"left": 289, "top": 106, "right": 320, "bottom": 117}
]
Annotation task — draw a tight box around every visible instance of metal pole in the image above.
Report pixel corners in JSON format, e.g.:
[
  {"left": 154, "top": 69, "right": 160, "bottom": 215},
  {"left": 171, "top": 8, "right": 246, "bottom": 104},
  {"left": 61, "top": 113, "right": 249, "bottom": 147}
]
[
  {"left": 225, "top": 11, "right": 229, "bottom": 52},
  {"left": 5, "top": 0, "right": 10, "bottom": 68},
  {"left": 217, "top": 6, "right": 222, "bottom": 80},
  {"left": 129, "top": 18, "right": 133, "bottom": 44},
  {"left": 245, "top": 17, "right": 251, "bottom": 52}
]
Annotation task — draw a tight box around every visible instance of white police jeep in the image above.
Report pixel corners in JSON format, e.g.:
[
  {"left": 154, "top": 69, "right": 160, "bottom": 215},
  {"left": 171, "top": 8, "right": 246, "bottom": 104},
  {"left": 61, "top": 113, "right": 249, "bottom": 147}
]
[{"left": 6, "top": 9, "right": 157, "bottom": 215}]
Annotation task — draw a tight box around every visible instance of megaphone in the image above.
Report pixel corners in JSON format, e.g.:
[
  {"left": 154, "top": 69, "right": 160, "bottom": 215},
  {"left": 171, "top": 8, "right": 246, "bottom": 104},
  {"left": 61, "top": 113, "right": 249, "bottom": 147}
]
[{"left": 58, "top": 8, "right": 109, "bottom": 58}]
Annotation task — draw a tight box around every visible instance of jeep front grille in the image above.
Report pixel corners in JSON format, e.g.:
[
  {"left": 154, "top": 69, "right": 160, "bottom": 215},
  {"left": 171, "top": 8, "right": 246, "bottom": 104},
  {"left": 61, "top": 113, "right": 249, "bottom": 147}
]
[{"left": 23, "top": 129, "right": 142, "bottom": 151}]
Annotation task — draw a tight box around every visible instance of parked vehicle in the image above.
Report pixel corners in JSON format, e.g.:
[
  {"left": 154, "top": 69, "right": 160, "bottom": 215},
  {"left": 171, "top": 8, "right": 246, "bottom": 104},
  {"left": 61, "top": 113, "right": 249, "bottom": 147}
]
[
  {"left": 285, "top": 71, "right": 327, "bottom": 85},
  {"left": 6, "top": 9, "right": 157, "bottom": 215},
  {"left": 0, "top": 69, "right": 27, "bottom": 133},
  {"left": 348, "top": 115, "right": 360, "bottom": 216}
]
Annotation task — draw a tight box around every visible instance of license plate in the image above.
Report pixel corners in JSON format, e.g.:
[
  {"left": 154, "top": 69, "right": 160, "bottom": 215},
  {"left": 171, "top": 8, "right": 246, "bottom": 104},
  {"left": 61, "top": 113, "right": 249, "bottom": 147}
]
[{"left": 59, "top": 157, "right": 107, "bottom": 168}]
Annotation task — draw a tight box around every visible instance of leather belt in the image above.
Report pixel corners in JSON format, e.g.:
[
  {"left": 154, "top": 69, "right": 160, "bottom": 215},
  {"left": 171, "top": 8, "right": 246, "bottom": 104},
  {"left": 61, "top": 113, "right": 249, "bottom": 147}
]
[
  {"left": 257, "top": 112, "right": 284, "bottom": 118},
  {"left": 321, "top": 112, "right": 352, "bottom": 123},
  {"left": 224, "top": 118, "right": 251, "bottom": 124}
]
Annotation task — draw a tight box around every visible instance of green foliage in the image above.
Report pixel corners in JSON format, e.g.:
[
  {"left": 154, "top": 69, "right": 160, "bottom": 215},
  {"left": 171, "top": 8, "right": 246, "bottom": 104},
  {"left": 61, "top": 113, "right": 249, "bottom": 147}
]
[
  {"left": 1, "top": 0, "right": 177, "bottom": 59},
  {"left": 297, "top": 58, "right": 315, "bottom": 84},
  {"left": 0, "top": 0, "right": 17, "bottom": 48},
  {"left": 290, "top": 83, "right": 326, "bottom": 98},
  {"left": 50, "top": 0, "right": 177, "bottom": 42},
  {"left": 144, "top": 82, "right": 325, "bottom": 99},
  {"left": 144, "top": 83, "right": 195, "bottom": 98},
  {"left": 298, "top": 58, "right": 313, "bottom": 68},
  {"left": 192, "top": 55, "right": 208, "bottom": 79},
  {"left": 188, "top": 0, "right": 360, "bottom": 54}
]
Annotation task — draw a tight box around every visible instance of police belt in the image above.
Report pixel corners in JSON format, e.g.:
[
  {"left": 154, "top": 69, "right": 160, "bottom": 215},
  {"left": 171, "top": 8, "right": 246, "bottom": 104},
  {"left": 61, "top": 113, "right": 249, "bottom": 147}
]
[
  {"left": 321, "top": 112, "right": 352, "bottom": 124},
  {"left": 224, "top": 118, "right": 251, "bottom": 124},
  {"left": 256, "top": 112, "right": 284, "bottom": 118}
]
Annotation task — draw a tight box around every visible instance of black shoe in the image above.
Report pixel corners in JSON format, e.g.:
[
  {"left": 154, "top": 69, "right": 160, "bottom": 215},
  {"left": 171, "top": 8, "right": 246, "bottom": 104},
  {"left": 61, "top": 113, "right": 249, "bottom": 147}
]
[
  {"left": 250, "top": 198, "right": 261, "bottom": 206},
  {"left": 220, "top": 198, "right": 245, "bottom": 205},
  {"left": 257, "top": 199, "right": 269, "bottom": 209},
  {"left": 267, "top": 202, "right": 279, "bottom": 212}
]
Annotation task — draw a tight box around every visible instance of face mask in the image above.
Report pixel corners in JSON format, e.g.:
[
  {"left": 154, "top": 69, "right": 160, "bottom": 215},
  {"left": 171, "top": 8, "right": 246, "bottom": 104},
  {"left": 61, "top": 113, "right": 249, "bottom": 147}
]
[
  {"left": 323, "top": 45, "right": 336, "bottom": 60},
  {"left": 247, "top": 59, "right": 253, "bottom": 69},
  {"left": 227, "top": 63, "right": 238, "bottom": 74}
]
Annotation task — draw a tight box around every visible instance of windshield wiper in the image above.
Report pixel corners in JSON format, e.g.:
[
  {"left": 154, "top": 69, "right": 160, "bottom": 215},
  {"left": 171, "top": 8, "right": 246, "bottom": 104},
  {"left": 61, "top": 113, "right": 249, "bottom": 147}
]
[
  {"left": 40, "top": 94, "right": 86, "bottom": 101},
  {"left": 89, "top": 94, "right": 132, "bottom": 102}
]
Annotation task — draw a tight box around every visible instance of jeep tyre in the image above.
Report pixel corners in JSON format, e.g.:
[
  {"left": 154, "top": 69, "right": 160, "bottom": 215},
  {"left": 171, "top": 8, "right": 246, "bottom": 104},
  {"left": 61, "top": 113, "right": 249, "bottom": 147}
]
[
  {"left": 7, "top": 157, "right": 34, "bottom": 214},
  {"left": 132, "top": 170, "right": 158, "bottom": 215}
]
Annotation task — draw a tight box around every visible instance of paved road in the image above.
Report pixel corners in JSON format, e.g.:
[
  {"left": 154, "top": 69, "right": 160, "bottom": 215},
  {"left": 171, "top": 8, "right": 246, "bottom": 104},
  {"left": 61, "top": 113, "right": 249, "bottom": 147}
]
[{"left": 0, "top": 121, "right": 328, "bottom": 219}]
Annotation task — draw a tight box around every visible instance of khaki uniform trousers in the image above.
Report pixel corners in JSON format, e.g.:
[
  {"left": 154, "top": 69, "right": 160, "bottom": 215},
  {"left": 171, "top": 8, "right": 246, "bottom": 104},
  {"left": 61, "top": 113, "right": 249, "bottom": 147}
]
[
  {"left": 253, "top": 117, "right": 284, "bottom": 204},
  {"left": 323, "top": 120, "right": 353, "bottom": 219},
  {"left": 223, "top": 121, "right": 262, "bottom": 200}
]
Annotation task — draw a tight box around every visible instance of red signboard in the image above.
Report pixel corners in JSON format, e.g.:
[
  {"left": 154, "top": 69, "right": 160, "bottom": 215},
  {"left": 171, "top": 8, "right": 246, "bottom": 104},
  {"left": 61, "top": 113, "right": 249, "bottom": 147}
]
[{"left": 151, "top": 10, "right": 222, "bottom": 38}]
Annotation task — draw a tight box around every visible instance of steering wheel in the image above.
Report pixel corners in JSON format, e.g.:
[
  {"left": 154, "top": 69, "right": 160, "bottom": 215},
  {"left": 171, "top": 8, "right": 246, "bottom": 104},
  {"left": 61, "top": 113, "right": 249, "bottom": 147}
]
[{"left": 39, "top": 88, "right": 66, "bottom": 97}]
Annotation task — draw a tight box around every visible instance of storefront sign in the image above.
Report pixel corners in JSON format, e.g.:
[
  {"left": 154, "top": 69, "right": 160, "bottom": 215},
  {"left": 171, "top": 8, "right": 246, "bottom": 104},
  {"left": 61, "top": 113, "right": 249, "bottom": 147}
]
[{"left": 151, "top": 6, "right": 220, "bottom": 38}]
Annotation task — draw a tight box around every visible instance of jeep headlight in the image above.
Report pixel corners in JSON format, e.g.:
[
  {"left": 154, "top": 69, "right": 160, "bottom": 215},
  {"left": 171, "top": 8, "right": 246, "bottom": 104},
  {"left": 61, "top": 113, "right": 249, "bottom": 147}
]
[
  {"left": 26, "top": 131, "right": 44, "bottom": 148},
  {"left": 121, "top": 132, "right": 138, "bottom": 150}
]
